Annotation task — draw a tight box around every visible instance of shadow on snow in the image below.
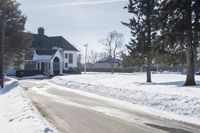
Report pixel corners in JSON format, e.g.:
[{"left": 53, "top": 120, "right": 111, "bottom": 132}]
[
  {"left": 0, "top": 81, "right": 18, "bottom": 95},
  {"left": 135, "top": 81, "right": 200, "bottom": 87}
]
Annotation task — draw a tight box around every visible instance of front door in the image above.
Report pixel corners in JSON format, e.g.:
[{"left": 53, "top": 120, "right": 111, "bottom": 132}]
[{"left": 53, "top": 57, "right": 60, "bottom": 75}]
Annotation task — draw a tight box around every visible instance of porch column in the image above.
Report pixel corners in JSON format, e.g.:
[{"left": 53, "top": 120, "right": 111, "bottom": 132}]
[
  {"left": 60, "top": 61, "right": 63, "bottom": 75},
  {"left": 39, "top": 62, "right": 41, "bottom": 70},
  {"left": 36, "top": 62, "right": 38, "bottom": 70},
  {"left": 47, "top": 62, "right": 49, "bottom": 71},
  {"left": 50, "top": 61, "right": 54, "bottom": 75}
]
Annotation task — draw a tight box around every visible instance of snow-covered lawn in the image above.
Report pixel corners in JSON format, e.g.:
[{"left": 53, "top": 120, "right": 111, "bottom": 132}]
[
  {"left": 0, "top": 78, "right": 56, "bottom": 133},
  {"left": 51, "top": 72, "right": 200, "bottom": 125}
]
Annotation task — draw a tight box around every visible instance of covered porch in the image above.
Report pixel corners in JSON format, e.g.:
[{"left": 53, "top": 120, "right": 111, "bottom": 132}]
[
  {"left": 36, "top": 57, "right": 63, "bottom": 75},
  {"left": 33, "top": 50, "right": 64, "bottom": 76}
]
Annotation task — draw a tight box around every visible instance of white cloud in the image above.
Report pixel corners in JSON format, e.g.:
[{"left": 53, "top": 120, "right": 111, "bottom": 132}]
[{"left": 38, "top": 0, "right": 126, "bottom": 8}]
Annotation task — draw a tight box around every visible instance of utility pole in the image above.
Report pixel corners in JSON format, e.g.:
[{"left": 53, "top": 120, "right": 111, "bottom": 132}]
[
  {"left": 84, "top": 44, "right": 88, "bottom": 74},
  {"left": 0, "top": 6, "right": 6, "bottom": 88}
]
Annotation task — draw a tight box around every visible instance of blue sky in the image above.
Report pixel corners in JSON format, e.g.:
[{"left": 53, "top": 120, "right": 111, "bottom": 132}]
[{"left": 17, "top": 0, "right": 131, "bottom": 53}]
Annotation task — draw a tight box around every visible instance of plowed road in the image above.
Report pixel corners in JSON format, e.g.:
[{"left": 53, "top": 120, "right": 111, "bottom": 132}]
[{"left": 20, "top": 79, "right": 200, "bottom": 133}]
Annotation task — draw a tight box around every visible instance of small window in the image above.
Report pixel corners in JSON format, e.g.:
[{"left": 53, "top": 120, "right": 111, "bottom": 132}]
[
  {"left": 37, "top": 62, "right": 40, "bottom": 70},
  {"left": 65, "top": 63, "right": 68, "bottom": 68},
  {"left": 65, "top": 53, "right": 68, "bottom": 59},
  {"left": 69, "top": 53, "right": 73, "bottom": 64}
]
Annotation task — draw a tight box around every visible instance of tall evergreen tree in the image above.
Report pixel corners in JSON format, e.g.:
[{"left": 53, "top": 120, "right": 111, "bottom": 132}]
[
  {"left": 123, "top": 0, "right": 158, "bottom": 82},
  {"left": 156, "top": 0, "right": 200, "bottom": 86},
  {"left": 0, "top": 0, "right": 31, "bottom": 69}
]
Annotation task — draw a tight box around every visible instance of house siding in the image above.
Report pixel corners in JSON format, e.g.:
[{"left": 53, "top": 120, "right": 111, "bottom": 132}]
[{"left": 63, "top": 51, "right": 78, "bottom": 69}]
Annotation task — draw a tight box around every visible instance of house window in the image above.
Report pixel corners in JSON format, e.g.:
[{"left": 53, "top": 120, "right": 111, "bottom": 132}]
[
  {"left": 37, "top": 62, "right": 40, "bottom": 70},
  {"left": 69, "top": 53, "right": 73, "bottom": 64},
  {"left": 65, "top": 63, "right": 68, "bottom": 68},
  {"left": 65, "top": 53, "right": 68, "bottom": 59}
]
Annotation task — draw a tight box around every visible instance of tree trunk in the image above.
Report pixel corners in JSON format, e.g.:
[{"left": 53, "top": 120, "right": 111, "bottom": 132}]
[
  {"left": 110, "top": 55, "right": 114, "bottom": 74},
  {"left": 0, "top": 7, "right": 6, "bottom": 88},
  {"left": 184, "top": 47, "right": 196, "bottom": 86},
  {"left": 147, "top": 57, "right": 152, "bottom": 83},
  {"left": 110, "top": 62, "right": 114, "bottom": 74},
  {"left": 184, "top": 0, "right": 196, "bottom": 86},
  {"left": 146, "top": 1, "right": 152, "bottom": 83}
]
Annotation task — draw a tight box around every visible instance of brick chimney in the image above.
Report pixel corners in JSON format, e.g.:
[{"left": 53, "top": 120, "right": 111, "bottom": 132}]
[{"left": 38, "top": 27, "right": 45, "bottom": 36}]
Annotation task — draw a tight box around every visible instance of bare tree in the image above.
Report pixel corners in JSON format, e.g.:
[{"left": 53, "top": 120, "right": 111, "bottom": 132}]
[
  {"left": 99, "top": 31, "right": 124, "bottom": 74},
  {"left": 88, "top": 50, "right": 99, "bottom": 64},
  {"left": 98, "top": 52, "right": 108, "bottom": 61}
]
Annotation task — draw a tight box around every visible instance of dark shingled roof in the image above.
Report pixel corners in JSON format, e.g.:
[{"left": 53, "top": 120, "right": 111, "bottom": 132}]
[
  {"left": 35, "top": 50, "right": 57, "bottom": 55},
  {"left": 32, "top": 34, "right": 78, "bottom": 52},
  {"left": 48, "top": 36, "right": 78, "bottom": 51}
]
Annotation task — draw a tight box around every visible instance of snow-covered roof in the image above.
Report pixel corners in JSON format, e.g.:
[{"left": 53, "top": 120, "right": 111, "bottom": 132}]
[
  {"left": 95, "top": 56, "right": 120, "bottom": 64},
  {"left": 33, "top": 54, "right": 53, "bottom": 61}
]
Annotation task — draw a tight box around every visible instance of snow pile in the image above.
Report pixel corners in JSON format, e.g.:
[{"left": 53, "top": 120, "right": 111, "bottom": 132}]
[
  {"left": 18, "top": 75, "right": 48, "bottom": 80},
  {"left": 51, "top": 73, "right": 200, "bottom": 125},
  {"left": 0, "top": 78, "right": 56, "bottom": 133}
]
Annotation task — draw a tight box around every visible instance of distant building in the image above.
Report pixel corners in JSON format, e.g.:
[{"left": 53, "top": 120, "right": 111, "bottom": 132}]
[
  {"left": 23, "top": 27, "right": 79, "bottom": 75},
  {"left": 93, "top": 56, "right": 122, "bottom": 69},
  {"left": 85, "top": 63, "right": 94, "bottom": 69}
]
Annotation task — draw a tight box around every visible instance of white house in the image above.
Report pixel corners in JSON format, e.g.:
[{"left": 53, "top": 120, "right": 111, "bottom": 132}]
[{"left": 23, "top": 27, "right": 78, "bottom": 75}]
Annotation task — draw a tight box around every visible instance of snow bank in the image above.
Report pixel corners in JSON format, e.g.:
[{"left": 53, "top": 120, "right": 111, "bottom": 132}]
[
  {"left": 19, "top": 75, "right": 48, "bottom": 80},
  {"left": 51, "top": 72, "right": 200, "bottom": 125},
  {"left": 0, "top": 78, "right": 56, "bottom": 133}
]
